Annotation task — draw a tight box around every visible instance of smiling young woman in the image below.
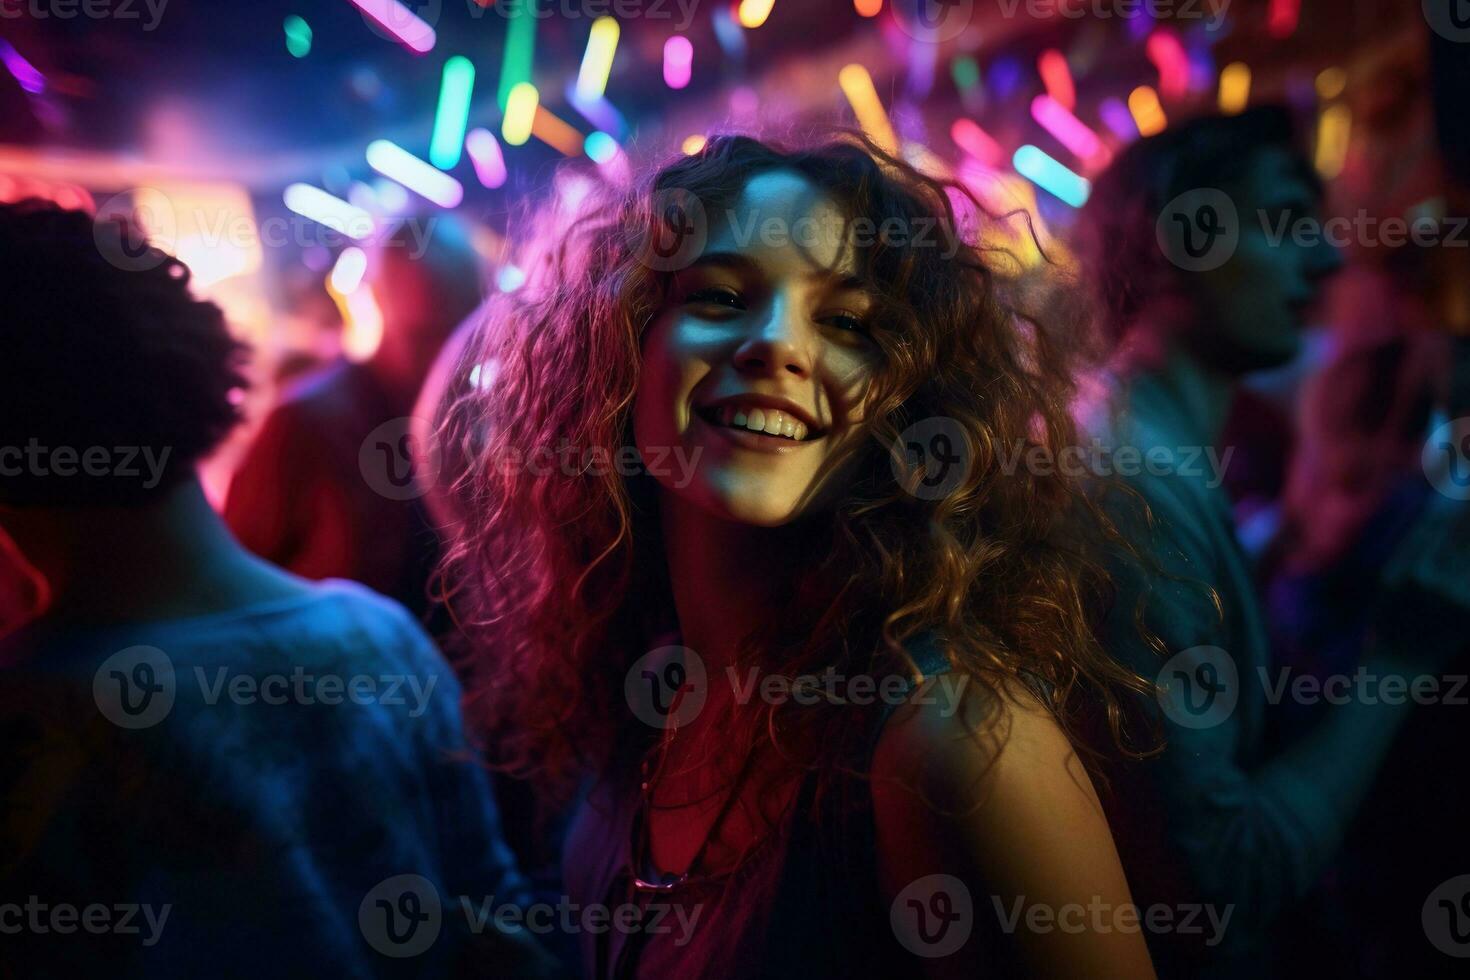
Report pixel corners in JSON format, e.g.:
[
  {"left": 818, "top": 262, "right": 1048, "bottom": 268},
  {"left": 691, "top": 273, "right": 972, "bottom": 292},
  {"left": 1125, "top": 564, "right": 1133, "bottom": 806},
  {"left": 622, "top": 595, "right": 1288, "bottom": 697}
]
[{"left": 435, "top": 134, "right": 1158, "bottom": 979}]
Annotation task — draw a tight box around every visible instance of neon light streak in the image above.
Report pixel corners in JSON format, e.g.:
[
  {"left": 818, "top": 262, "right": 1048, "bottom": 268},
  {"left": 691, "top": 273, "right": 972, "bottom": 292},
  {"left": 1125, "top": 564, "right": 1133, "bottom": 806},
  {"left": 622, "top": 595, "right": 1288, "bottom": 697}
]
[
  {"left": 1268, "top": 0, "right": 1301, "bottom": 38},
  {"left": 1013, "top": 145, "right": 1091, "bottom": 208},
  {"left": 0, "top": 40, "right": 44, "bottom": 93},
  {"left": 1315, "top": 105, "right": 1351, "bottom": 180},
  {"left": 1316, "top": 67, "right": 1347, "bottom": 101},
  {"left": 737, "top": 0, "right": 775, "bottom": 29},
  {"left": 664, "top": 35, "right": 693, "bottom": 89},
  {"left": 284, "top": 16, "right": 312, "bottom": 58},
  {"left": 344, "top": 0, "right": 436, "bottom": 54},
  {"left": 1219, "top": 62, "right": 1251, "bottom": 115},
  {"left": 1037, "top": 50, "right": 1075, "bottom": 111},
  {"left": 497, "top": 1, "right": 536, "bottom": 110},
  {"left": 364, "top": 140, "right": 463, "bottom": 207},
  {"left": 330, "top": 246, "right": 368, "bottom": 294},
  {"left": 429, "top": 56, "right": 475, "bottom": 170},
  {"left": 1146, "top": 29, "right": 1190, "bottom": 101},
  {"left": 950, "top": 118, "right": 1004, "bottom": 168},
  {"left": 584, "top": 131, "right": 618, "bottom": 163},
  {"left": 465, "top": 128, "right": 507, "bottom": 188},
  {"left": 838, "top": 63, "right": 897, "bottom": 156},
  {"left": 283, "top": 184, "right": 375, "bottom": 239},
  {"left": 1128, "top": 85, "right": 1167, "bottom": 137},
  {"left": 1099, "top": 97, "right": 1138, "bottom": 141},
  {"left": 502, "top": 82, "right": 539, "bottom": 146},
  {"left": 1031, "top": 95, "right": 1111, "bottom": 170},
  {"left": 531, "top": 105, "right": 584, "bottom": 157},
  {"left": 576, "top": 17, "right": 619, "bottom": 101}
]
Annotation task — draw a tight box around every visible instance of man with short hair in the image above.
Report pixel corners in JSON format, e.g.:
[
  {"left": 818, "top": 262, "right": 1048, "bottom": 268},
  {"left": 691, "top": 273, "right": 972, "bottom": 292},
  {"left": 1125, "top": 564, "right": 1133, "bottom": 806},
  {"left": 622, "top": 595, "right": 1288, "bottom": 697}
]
[
  {"left": 1077, "top": 109, "right": 1465, "bottom": 977},
  {"left": 0, "top": 201, "right": 556, "bottom": 978}
]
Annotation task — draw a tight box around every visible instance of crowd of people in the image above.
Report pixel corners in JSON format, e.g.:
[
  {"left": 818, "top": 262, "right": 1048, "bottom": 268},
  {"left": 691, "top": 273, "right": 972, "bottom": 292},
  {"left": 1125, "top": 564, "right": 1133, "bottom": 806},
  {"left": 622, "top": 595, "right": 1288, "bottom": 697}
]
[{"left": 1, "top": 79, "right": 1467, "bottom": 980}]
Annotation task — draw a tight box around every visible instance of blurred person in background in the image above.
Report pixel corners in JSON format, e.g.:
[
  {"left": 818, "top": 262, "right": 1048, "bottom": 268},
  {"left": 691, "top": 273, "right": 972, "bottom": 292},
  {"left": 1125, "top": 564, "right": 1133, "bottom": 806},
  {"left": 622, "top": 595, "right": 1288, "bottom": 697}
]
[
  {"left": 224, "top": 215, "right": 482, "bottom": 618},
  {"left": 1075, "top": 107, "right": 1469, "bottom": 978},
  {"left": 0, "top": 200, "right": 556, "bottom": 978},
  {"left": 1263, "top": 27, "right": 1470, "bottom": 978}
]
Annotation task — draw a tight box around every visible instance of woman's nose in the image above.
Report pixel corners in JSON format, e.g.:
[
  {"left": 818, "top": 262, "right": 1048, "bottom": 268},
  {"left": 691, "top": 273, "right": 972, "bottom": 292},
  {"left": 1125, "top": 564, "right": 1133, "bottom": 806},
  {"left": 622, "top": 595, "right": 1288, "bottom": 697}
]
[{"left": 732, "top": 293, "right": 814, "bottom": 378}]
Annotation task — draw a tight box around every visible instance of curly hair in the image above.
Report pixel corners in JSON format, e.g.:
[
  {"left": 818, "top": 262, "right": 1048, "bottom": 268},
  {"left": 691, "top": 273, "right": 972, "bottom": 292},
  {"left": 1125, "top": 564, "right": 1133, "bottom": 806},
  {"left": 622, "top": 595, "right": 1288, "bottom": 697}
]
[
  {"left": 437, "top": 132, "right": 1154, "bottom": 806},
  {"left": 0, "top": 199, "right": 249, "bottom": 506}
]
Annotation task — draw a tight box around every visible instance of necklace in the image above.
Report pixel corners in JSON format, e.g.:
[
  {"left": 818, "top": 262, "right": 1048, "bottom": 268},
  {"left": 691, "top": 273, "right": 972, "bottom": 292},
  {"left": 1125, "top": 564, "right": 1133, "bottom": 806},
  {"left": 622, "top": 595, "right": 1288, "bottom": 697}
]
[{"left": 627, "top": 721, "right": 761, "bottom": 893}]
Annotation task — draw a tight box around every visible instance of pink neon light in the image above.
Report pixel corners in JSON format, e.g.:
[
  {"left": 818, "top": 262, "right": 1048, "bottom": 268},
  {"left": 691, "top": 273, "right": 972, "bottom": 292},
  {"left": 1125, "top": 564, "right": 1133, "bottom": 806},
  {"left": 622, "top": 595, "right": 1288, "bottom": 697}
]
[
  {"left": 951, "top": 118, "right": 1004, "bottom": 168},
  {"left": 1146, "top": 29, "right": 1190, "bottom": 101},
  {"left": 663, "top": 36, "right": 693, "bottom": 90},
  {"left": 345, "top": 0, "right": 437, "bottom": 54},
  {"left": 1030, "top": 95, "right": 1111, "bottom": 170},
  {"left": 1037, "top": 50, "right": 1075, "bottom": 111}
]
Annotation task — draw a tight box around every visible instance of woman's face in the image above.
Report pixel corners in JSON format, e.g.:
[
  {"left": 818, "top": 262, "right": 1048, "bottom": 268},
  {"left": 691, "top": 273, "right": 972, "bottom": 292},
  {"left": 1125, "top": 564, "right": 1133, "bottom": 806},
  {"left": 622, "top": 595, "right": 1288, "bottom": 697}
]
[{"left": 633, "top": 170, "right": 882, "bottom": 527}]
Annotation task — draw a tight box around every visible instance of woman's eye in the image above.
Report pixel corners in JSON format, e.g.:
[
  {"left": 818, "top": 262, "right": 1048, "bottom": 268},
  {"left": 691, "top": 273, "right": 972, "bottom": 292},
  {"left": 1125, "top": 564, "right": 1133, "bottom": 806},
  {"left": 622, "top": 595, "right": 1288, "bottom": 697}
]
[
  {"left": 824, "top": 312, "right": 868, "bottom": 333},
  {"left": 686, "top": 287, "right": 744, "bottom": 309}
]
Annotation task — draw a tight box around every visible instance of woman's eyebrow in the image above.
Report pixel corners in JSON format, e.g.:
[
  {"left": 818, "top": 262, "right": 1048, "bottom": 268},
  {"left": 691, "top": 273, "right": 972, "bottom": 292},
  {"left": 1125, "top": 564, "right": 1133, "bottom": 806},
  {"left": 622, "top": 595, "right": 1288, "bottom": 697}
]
[{"left": 686, "top": 251, "right": 868, "bottom": 294}]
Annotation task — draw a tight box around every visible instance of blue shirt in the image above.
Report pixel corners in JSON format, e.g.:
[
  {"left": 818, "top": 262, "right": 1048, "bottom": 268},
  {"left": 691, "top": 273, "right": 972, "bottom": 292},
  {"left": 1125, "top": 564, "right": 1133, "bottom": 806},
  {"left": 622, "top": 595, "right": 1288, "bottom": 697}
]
[{"left": 0, "top": 580, "right": 533, "bottom": 978}]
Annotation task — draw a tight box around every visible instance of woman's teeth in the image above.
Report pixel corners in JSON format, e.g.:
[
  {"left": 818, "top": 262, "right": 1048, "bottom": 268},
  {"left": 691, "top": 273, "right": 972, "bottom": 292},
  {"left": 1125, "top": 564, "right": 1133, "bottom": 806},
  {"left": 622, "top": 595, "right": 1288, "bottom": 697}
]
[{"left": 716, "top": 405, "right": 809, "bottom": 441}]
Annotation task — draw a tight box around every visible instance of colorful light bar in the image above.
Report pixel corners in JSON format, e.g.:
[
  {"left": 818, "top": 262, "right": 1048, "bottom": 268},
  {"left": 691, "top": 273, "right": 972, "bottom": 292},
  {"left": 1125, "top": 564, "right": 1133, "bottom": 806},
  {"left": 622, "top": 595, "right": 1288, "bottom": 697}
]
[
  {"left": 1128, "top": 85, "right": 1167, "bottom": 137},
  {"left": 950, "top": 118, "right": 1004, "bottom": 168},
  {"left": 284, "top": 16, "right": 312, "bottom": 58},
  {"left": 1030, "top": 95, "right": 1111, "bottom": 170},
  {"left": 345, "top": 0, "right": 436, "bottom": 54},
  {"left": 566, "top": 83, "right": 629, "bottom": 139},
  {"left": 283, "top": 184, "right": 375, "bottom": 239},
  {"left": 1146, "top": 29, "right": 1190, "bottom": 101},
  {"left": 584, "top": 131, "right": 618, "bottom": 164},
  {"left": 531, "top": 105, "right": 584, "bottom": 157},
  {"left": 1037, "top": 49, "right": 1075, "bottom": 111},
  {"left": 364, "top": 140, "right": 463, "bottom": 207},
  {"left": 1316, "top": 67, "right": 1347, "bottom": 101},
  {"left": 1013, "top": 145, "right": 1090, "bottom": 208},
  {"left": 502, "top": 82, "right": 539, "bottom": 146},
  {"left": 1315, "top": 105, "right": 1351, "bottom": 180},
  {"left": 465, "top": 128, "right": 507, "bottom": 188},
  {"left": 737, "top": 0, "right": 775, "bottom": 29},
  {"left": 838, "top": 63, "right": 897, "bottom": 156},
  {"left": 497, "top": 1, "right": 536, "bottom": 110},
  {"left": 430, "top": 56, "right": 475, "bottom": 170},
  {"left": 0, "top": 39, "right": 44, "bottom": 93},
  {"left": 1219, "top": 62, "right": 1251, "bottom": 115},
  {"left": 1268, "top": 0, "right": 1301, "bottom": 38},
  {"left": 330, "top": 246, "right": 369, "bottom": 294},
  {"left": 576, "top": 16, "right": 619, "bottom": 101},
  {"left": 664, "top": 35, "right": 693, "bottom": 90},
  {"left": 1099, "top": 97, "right": 1138, "bottom": 141}
]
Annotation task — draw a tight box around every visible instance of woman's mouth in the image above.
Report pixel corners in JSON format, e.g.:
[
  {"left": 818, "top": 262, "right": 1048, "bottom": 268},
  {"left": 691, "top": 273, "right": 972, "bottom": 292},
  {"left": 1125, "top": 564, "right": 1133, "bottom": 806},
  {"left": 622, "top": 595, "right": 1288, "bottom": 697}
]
[{"left": 695, "top": 403, "right": 821, "bottom": 442}]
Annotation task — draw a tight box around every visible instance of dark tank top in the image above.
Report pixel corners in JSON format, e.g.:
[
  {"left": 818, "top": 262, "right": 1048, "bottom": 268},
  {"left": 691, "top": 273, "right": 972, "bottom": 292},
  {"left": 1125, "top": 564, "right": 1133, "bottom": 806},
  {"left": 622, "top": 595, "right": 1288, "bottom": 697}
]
[{"left": 562, "top": 636, "right": 1014, "bottom": 979}]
